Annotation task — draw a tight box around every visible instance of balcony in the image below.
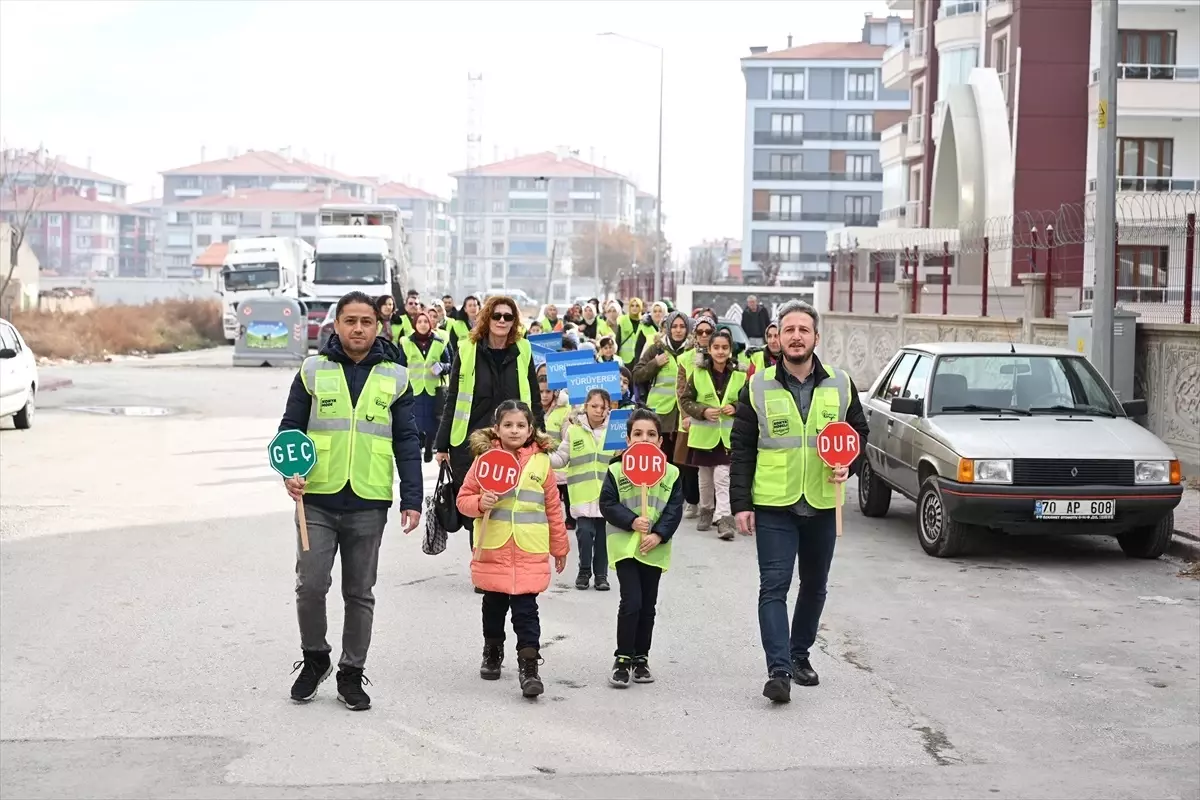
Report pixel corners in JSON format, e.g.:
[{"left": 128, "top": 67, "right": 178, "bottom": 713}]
[
  {"left": 881, "top": 38, "right": 911, "bottom": 90},
  {"left": 847, "top": 90, "right": 876, "bottom": 102},
  {"left": 751, "top": 211, "right": 881, "bottom": 225},
  {"left": 1086, "top": 176, "right": 1199, "bottom": 193},
  {"left": 750, "top": 251, "right": 830, "bottom": 264},
  {"left": 905, "top": 114, "right": 925, "bottom": 160},
  {"left": 752, "top": 171, "right": 883, "bottom": 182},
  {"left": 753, "top": 130, "right": 882, "bottom": 145},
  {"left": 878, "top": 203, "right": 908, "bottom": 229},
  {"left": 880, "top": 122, "right": 908, "bottom": 165},
  {"left": 909, "top": 27, "right": 928, "bottom": 73},
  {"left": 173, "top": 187, "right": 202, "bottom": 198},
  {"left": 770, "top": 89, "right": 805, "bottom": 100},
  {"left": 935, "top": 0, "right": 981, "bottom": 50},
  {"left": 985, "top": 0, "right": 1012, "bottom": 24},
  {"left": 1088, "top": 63, "right": 1200, "bottom": 116},
  {"left": 932, "top": 99, "right": 947, "bottom": 143}
]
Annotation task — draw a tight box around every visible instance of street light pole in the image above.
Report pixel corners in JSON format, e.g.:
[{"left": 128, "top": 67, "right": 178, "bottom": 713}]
[{"left": 1092, "top": 0, "right": 1118, "bottom": 384}]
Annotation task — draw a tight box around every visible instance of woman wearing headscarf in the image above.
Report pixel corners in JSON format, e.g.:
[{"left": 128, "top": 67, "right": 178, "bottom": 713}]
[
  {"left": 746, "top": 321, "right": 782, "bottom": 377},
  {"left": 395, "top": 309, "right": 450, "bottom": 462},
  {"left": 632, "top": 301, "right": 668, "bottom": 364},
  {"left": 578, "top": 302, "right": 611, "bottom": 342}
]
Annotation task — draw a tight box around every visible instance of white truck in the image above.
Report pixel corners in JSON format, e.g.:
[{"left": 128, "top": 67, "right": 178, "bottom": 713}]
[
  {"left": 219, "top": 236, "right": 315, "bottom": 342},
  {"left": 307, "top": 204, "right": 410, "bottom": 323}
]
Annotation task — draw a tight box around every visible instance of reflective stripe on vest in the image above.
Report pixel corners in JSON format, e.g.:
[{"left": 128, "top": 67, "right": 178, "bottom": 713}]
[
  {"left": 299, "top": 356, "right": 409, "bottom": 501},
  {"left": 687, "top": 368, "right": 747, "bottom": 450},
  {"left": 748, "top": 364, "right": 851, "bottom": 509},
  {"left": 544, "top": 405, "right": 570, "bottom": 451},
  {"left": 645, "top": 349, "right": 679, "bottom": 415},
  {"left": 677, "top": 349, "right": 700, "bottom": 431},
  {"left": 564, "top": 425, "right": 617, "bottom": 505},
  {"left": 399, "top": 336, "right": 446, "bottom": 396},
  {"left": 449, "top": 338, "right": 533, "bottom": 447},
  {"left": 605, "top": 461, "right": 679, "bottom": 571},
  {"left": 617, "top": 316, "right": 636, "bottom": 363},
  {"left": 475, "top": 452, "right": 551, "bottom": 553}
]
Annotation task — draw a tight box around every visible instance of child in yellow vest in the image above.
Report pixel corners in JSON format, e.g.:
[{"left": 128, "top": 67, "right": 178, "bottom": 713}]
[
  {"left": 598, "top": 408, "right": 684, "bottom": 688},
  {"left": 457, "top": 400, "right": 569, "bottom": 698},
  {"left": 537, "top": 364, "right": 575, "bottom": 531},
  {"left": 549, "top": 388, "right": 618, "bottom": 591}
]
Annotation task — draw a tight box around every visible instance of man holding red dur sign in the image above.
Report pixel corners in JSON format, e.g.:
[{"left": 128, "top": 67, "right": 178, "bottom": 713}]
[
  {"left": 729, "top": 300, "right": 870, "bottom": 706},
  {"left": 598, "top": 408, "right": 684, "bottom": 689}
]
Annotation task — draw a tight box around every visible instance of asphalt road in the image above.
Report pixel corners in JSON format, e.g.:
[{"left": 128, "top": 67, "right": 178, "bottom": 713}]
[{"left": 2, "top": 349, "right": 1198, "bottom": 799}]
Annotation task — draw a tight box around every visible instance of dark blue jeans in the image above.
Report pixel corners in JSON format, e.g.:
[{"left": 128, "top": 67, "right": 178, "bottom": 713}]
[
  {"left": 754, "top": 507, "right": 838, "bottom": 676},
  {"left": 575, "top": 517, "right": 608, "bottom": 578}
]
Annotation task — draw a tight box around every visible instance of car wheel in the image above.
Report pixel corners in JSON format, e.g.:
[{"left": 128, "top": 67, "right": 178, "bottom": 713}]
[
  {"left": 857, "top": 458, "right": 892, "bottom": 518},
  {"left": 13, "top": 388, "right": 34, "bottom": 430},
  {"left": 1117, "top": 511, "right": 1174, "bottom": 559},
  {"left": 917, "top": 474, "right": 977, "bottom": 557}
]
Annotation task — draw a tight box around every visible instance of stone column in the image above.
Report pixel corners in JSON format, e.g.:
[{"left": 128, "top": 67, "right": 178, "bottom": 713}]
[
  {"left": 1018, "top": 271, "right": 1047, "bottom": 342},
  {"left": 896, "top": 278, "right": 914, "bottom": 316}
]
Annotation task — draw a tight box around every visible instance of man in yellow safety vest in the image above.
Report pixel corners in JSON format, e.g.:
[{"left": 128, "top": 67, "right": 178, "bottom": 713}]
[
  {"left": 278, "top": 290, "right": 424, "bottom": 712},
  {"left": 729, "top": 300, "right": 870, "bottom": 706}
]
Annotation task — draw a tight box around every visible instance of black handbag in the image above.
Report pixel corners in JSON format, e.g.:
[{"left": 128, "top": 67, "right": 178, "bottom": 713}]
[{"left": 423, "top": 462, "right": 459, "bottom": 555}]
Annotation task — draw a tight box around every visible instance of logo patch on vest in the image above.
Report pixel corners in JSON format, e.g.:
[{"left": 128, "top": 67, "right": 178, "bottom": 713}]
[
  {"left": 572, "top": 438, "right": 585, "bottom": 451},
  {"left": 320, "top": 398, "right": 337, "bottom": 410},
  {"left": 374, "top": 395, "right": 390, "bottom": 411},
  {"left": 821, "top": 408, "right": 837, "bottom": 422},
  {"left": 617, "top": 476, "right": 634, "bottom": 492},
  {"left": 770, "top": 417, "right": 790, "bottom": 436}
]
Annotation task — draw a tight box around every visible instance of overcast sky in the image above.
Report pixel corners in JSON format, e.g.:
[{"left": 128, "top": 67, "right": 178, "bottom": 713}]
[{"left": 1, "top": 0, "right": 889, "bottom": 250}]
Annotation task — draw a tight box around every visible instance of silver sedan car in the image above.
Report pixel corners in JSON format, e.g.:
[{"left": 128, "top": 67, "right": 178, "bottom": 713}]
[{"left": 857, "top": 342, "right": 1183, "bottom": 559}]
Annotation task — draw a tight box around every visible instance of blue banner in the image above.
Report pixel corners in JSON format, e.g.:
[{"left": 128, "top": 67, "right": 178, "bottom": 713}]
[
  {"left": 527, "top": 332, "right": 563, "bottom": 352},
  {"left": 604, "top": 408, "right": 632, "bottom": 450},
  {"left": 544, "top": 350, "right": 597, "bottom": 389},
  {"left": 565, "top": 361, "right": 622, "bottom": 406}
]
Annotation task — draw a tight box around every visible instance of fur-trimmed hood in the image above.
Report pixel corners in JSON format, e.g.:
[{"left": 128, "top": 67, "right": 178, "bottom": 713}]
[{"left": 468, "top": 427, "right": 554, "bottom": 458}]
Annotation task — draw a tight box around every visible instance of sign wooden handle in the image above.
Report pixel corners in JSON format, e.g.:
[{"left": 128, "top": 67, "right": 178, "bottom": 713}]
[
  {"left": 295, "top": 475, "right": 310, "bottom": 552},
  {"left": 835, "top": 481, "right": 844, "bottom": 538},
  {"left": 474, "top": 510, "right": 492, "bottom": 562},
  {"left": 640, "top": 485, "right": 649, "bottom": 519}
]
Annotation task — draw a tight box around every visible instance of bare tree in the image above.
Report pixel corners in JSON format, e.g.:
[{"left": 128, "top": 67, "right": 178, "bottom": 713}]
[
  {"left": 759, "top": 253, "right": 783, "bottom": 287},
  {"left": 0, "top": 147, "right": 58, "bottom": 299},
  {"left": 688, "top": 248, "right": 721, "bottom": 284}
]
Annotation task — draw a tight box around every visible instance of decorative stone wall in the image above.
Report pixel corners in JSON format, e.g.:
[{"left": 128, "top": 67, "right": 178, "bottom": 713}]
[{"left": 1135, "top": 324, "right": 1200, "bottom": 467}]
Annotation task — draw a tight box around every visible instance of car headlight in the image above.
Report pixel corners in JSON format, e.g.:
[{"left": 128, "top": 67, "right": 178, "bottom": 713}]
[
  {"left": 972, "top": 459, "right": 1012, "bottom": 484},
  {"left": 1134, "top": 460, "right": 1170, "bottom": 485}
]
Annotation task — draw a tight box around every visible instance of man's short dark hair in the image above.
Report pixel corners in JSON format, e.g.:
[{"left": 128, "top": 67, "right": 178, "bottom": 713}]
[
  {"left": 442, "top": 294, "right": 453, "bottom": 301},
  {"left": 407, "top": 289, "right": 419, "bottom": 298},
  {"left": 336, "top": 291, "right": 377, "bottom": 320}
]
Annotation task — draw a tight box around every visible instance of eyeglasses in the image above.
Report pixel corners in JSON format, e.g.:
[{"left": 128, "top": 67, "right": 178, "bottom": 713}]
[
  {"left": 491, "top": 312, "right": 516, "bottom": 322},
  {"left": 696, "top": 328, "right": 713, "bottom": 336}
]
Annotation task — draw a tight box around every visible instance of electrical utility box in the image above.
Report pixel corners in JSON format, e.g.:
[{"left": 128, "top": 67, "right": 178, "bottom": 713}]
[{"left": 1066, "top": 308, "right": 1138, "bottom": 401}]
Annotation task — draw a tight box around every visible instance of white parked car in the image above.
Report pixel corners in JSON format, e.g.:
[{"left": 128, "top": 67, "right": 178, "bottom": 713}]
[{"left": 0, "top": 318, "right": 37, "bottom": 429}]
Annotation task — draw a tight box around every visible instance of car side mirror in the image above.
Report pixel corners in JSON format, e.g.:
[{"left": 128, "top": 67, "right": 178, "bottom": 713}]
[
  {"left": 1121, "top": 398, "right": 1148, "bottom": 418},
  {"left": 0, "top": 348, "right": 16, "bottom": 359},
  {"left": 890, "top": 396, "right": 924, "bottom": 416}
]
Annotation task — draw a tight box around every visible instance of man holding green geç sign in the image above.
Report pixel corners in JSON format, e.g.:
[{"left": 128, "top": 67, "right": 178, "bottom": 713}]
[{"left": 276, "top": 290, "right": 424, "bottom": 712}]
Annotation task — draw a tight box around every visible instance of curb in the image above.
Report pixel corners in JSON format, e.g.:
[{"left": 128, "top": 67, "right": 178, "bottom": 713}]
[
  {"left": 1171, "top": 528, "right": 1200, "bottom": 562},
  {"left": 39, "top": 378, "right": 73, "bottom": 392}
]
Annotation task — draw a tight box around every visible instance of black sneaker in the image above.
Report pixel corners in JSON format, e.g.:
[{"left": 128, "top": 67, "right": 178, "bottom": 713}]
[
  {"left": 763, "top": 670, "right": 792, "bottom": 704},
  {"left": 336, "top": 667, "right": 372, "bottom": 711},
  {"left": 594, "top": 575, "right": 611, "bottom": 591},
  {"left": 791, "top": 657, "right": 819, "bottom": 686},
  {"left": 610, "top": 657, "right": 632, "bottom": 688},
  {"left": 289, "top": 651, "right": 333, "bottom": 702},
  {"left": 575, "top": 571, "right": 591, "bottom": 590},
  {"left": 632, "top": 657, "right": 654, "bottom": 683},
  {"left": 480, "top": 639, "right": 503, "bottom": 680},
  {"left": 517, "top": 648, "right": 544, "bottom": 698}
]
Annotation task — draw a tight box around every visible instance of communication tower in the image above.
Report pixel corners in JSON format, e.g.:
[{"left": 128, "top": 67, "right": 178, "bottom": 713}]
[{"left": 458, "top": 72, "right": 484, "bottom": 296}]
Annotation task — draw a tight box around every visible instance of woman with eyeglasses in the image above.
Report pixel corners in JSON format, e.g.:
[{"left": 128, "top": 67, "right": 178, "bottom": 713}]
[{"left": 436, "top": 296, "right": 544, "bottom": 539}]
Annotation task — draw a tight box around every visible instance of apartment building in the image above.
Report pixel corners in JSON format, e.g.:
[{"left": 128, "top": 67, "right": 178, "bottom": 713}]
[
  {"left": 741, "top": 15, "right": 911, "bottom": 283},
  {"left": 449, "top": 150, "right": 643, "bottom": 301},
  {"left": 375, "top": 182, "right": 454, "bottom": 294},
  {"left": 1, "top": 149, "right": 129, "bottom": 203},
  {"left": 157, "top": 149, "right": 375, "bottom": 278}
]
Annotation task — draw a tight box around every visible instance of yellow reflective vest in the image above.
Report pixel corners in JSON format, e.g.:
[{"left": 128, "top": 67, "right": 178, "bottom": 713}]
[
  {"left": 616, "top": 315, "right": 636, "bottom": 363},
  {"left": 475, "top": 452, "right": 551, "bottom": 554},
  {"left": 687, "top": 367, "right": 747, "bottom": 450},
  {"left": 449, "top": 338, "right": 533, "bottom": 447},
  {"left": 565, "top": 424, "right": 618, "bottom": 506},
  {"left": 606, "top": 461, "right": 680, "bottom": 571},
  {"left": 645, "top": 348, "right": 679, "bottom": 417},
  {"left": 747, "top": 364, "right": 852, "bottom": 510},
  {"left": 398, "top": 336, "right": 446, "bottom": 396},
  {"left": 299, "top": 356, "right": 409, "bottom": 501}
]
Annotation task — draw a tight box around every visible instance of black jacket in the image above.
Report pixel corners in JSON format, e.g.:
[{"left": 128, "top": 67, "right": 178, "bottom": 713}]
[
  {"left": 278, "top": 334, "right": 424, "bottom": 513},
  {"left": 741, "top": 306, "right": 771, "bottom": 338},
  {"left": 729, "top": 354, "right": 871, "bottom": 515},
  {"left": 434, "top": 339, "right": 545, "bottom": 453},
  {"left": 598, "top": 454, "right": 684, "bottom": 543}
]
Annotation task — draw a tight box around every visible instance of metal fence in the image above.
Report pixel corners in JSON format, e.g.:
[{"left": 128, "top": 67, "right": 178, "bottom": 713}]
[{"left": 826, "top": 192, "right": 1199, "bottom": 324}]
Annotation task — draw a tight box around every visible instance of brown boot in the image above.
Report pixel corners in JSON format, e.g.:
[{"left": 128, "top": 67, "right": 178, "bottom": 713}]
[
  {"left": 716, "top": 516, "right": 736, "bottom": 540},
  {"left": 696, "top": 507, "right": 715, "bottom": 531}
]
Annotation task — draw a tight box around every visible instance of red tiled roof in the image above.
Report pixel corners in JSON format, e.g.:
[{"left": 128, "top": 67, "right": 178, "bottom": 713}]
[
  {"left": 193, "top": 242, "right": 229, "bottom": 268},
  {"left": 747, "top": 41, "right": 888, "bottom": 60},
  {"left": 0, "top": 187, "right": 139, "bottom": 215},
  {"left": 173, "top": 187, "right": 364, "bottom": 211},
  {"left": 450, "top": 151, "right": 626, "bottom": 180},
  {"left": 48, "top": 157, "right": 128, "bottom": 186},
  {"left": 130, "top": 197, "right": 162, "bottom": 210},
  {"left": 2, "top": 150, "right": 127, "bottom": 187},
  {"left": 376, "top": 182, "right": 440, "bottom": 201},
  {"left": 162, "top": 149, "right": 365, "bottom": 183}
]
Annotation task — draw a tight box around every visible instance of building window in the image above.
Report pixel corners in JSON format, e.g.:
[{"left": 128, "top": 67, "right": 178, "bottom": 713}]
[
  {"left": 491, "top": 242, "right": 504, "bottom": 255},
  {"left": 847, "top": 71, "right": 875, "bottom": 101},
  {"left": 769, "top": 153, "right": 800, "bottom": 175},
  {"left": 464, "top": 241, "right": 479, "bottom": 256},
  {"left": 271, "top": 212, "right": 296, "bottom": 227},
  {"left": 509, "top": 240, "right": 547, "bottom": 256},
  {"left": 491, "top": 200, "right": 505, "bottom": 212},
  {"left": 195, "top": 212, "right": 212, "bottom": 225},
  {"left": 513, "top": 178, "right": 547, "bottom": 191},
  {"left": 770, "top": 113, "right": 801, "bottom": 138},
  {"left": 1117, "top": 245, "right": 1170, "bottom": 302},
  {"left": 48, "top": 214, "right": 62, "bottom": 226},
  {"left": 197, "top": 234, "right": 212, "bottom": 247},
  {"left": 554, "top": 200, "right": 569, "bottom": 213},
  {"left": 76, "top": 214, "right": 94, "bottom": 228},
  {"left": 937, "top": 47, "right": 980, "bottom": 98},
  {"left": 772, "top": 71, "right": 804, "bottom": 99},
  {"left": 847, "top": 155, "right": 873, "bottom": 176},
  {"left": 573, "top": 200, "right": 597, "bottom": 214},
  {"left": 768, "top": 195, "right": 800, "bottom": 220},
  {"left": 463, "top": 261, "right": 478, "bottom": 279},
  {"left": 767, "top": 234, "right": 802, "bottom": 260},
  {"left": 845, "top": 195, "right": 873, "bottom": 223},
  {"left": 1119, "top": 30, "right": 1176, "bottom": 78},
  {"left": 511, "top": 220, "right": 546, "bottom": 234},
  {"left": 219, "top": 213, "right": 237, "bottom": 226},
  {"left": 511, "top": 198, "right": 548, "bottom": 212},
  {"left": 1118, "top": 138, "right": 1172, "bottom": 179},
  {"left": 464, "top": 220, "right": 481, "bottom": 235},
  {"left": 846, "top": 114, "right": 873, "bottom": 139},
  {"left": 492, "top": 220, "right": 505, "bottom": 235},
  {"left": 554, "top": 220, "right": 568, "bottom": 235},
  {"left": 573, "top": 179, "right": 596, "bottom": 192},
  {"left": 241, "top": 212, "right": 262, "bottom": 227},
  {"left": 75, "top": 234, "right": 91, "bottom": 248}
]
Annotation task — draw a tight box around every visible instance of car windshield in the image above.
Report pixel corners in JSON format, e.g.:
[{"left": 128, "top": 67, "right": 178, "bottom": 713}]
[
  {"left": 928, "top": 354, "right": 1122, "bottom": 416},
  {"left": 223, "top": 262, "right": 280, "bottom": 291},
  {"left": 313, "top": 255, "right": 385, "bottom": 285}
]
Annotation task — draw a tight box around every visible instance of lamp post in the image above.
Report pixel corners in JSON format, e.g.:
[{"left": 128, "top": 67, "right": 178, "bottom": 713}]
[{"left": 598, "top": 32, "right": 664, "bottom": 302}]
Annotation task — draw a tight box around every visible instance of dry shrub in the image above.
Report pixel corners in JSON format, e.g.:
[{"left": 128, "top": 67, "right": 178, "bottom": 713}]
[{"left": 10, "top": 299, "right": 225, "bottom": 360}]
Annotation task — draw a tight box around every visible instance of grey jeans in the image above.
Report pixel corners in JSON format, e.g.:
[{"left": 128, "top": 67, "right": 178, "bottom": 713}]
[{"left": 295, "top": 504, "right": 387, "bottom": 669}]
